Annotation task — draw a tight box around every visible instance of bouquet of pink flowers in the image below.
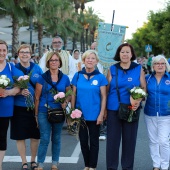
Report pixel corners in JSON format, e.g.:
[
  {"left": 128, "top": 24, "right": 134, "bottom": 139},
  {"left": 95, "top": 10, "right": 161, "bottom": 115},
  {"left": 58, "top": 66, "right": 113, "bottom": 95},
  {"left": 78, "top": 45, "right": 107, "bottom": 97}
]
[
  {"left": 66, "top": 108, "right": 83, "bottom": 136},
  {"left": 68, "top": 108, "right": 82, "bottom": 123},
  {"left": 13, "top": 74, "right": 34, "bottom": 110},
  {"left": 53, "top": 90, "right": 73, "bottom": 104}
]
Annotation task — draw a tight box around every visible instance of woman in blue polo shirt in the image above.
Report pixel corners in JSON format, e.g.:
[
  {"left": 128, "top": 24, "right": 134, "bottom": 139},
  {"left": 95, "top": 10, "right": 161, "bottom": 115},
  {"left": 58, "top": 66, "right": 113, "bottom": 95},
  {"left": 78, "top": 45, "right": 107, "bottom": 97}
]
[
  {"left": 35, "top": 51, "right": 71, "bottom": 170},
  {"left": 144, "top": 55, "right": 170, "bottom": 170},
  {"left": 71, "top": 50, "right": 108, "bottom": 170},
  {"left": 0, "top": 40, "right": 22, "bottom": 170},
  {"left": 106, "top": 43, "right": 146, "bottom": 170}
]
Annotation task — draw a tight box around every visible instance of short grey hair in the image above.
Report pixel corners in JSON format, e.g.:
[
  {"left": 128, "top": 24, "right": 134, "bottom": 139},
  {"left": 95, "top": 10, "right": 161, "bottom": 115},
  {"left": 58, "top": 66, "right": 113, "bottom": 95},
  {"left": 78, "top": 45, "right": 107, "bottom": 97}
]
[
  {"left": 151, "top": 54, "right": 170, "bottom": 72},
  {"left": 52, "top": 36, "right": 63, "bottom": 43}
]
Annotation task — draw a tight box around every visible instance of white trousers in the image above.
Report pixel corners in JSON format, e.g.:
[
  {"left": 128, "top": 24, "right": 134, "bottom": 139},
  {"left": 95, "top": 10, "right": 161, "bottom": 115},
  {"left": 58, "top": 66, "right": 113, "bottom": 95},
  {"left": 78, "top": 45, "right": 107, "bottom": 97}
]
[{"left": 144, "top": 114, "right": 170, "bottom": 169}]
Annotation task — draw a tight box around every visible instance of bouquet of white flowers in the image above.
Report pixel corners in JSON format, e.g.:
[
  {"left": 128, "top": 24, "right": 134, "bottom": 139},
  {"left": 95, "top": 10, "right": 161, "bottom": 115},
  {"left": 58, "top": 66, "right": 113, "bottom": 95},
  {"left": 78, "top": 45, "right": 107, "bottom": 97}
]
[
  {"left": 0, "top": 75, "right": 10, "bottom": 89},
  {"left": 128, "top": 86, "right": 147, "bottom": 122},
  {"left": 130, "top": 86, "right": 147, "bottom": 100},
  {"left": 0, "top": 75, "right": 10, "bottom": 96}
]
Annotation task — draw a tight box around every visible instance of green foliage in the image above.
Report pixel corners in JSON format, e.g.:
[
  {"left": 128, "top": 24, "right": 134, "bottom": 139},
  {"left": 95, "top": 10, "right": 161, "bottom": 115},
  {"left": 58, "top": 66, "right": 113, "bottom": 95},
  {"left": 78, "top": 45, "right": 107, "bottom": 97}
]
[{"left": 127, "top": 1, "right": 170, "bottom": 58}]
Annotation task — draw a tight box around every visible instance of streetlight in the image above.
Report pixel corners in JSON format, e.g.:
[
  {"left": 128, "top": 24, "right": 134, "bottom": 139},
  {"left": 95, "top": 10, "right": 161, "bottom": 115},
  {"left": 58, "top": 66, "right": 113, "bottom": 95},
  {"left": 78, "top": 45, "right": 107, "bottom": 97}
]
[{"left": 84, "top": 23, "right": 89, "bottom": 50}]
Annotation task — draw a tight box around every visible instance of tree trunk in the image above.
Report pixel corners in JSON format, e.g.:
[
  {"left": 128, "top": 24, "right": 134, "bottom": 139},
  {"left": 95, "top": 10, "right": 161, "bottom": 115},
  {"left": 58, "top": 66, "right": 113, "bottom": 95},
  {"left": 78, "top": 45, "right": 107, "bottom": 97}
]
[
  {"left": 12, "top": 15, "right": 19, "bottom": 57},
  {"left": 38, "top": 23, "right": 43, "bottom": 58}
]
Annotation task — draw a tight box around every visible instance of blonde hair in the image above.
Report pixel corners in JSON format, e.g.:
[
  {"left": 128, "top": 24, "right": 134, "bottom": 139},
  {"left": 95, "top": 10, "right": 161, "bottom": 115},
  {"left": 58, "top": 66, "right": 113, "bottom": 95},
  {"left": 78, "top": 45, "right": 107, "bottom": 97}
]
[
  {"left": 151, "top": 54, "right": 170, "bottom": 72},
  {"left": 17, "top": 44, "right": 32, "bottom": 54},
  {"left": 46, "top": 51, "right": 62, "bottom": 68},
  {"left": 81, "top": 50, "right": 99, "bottom": 63}
]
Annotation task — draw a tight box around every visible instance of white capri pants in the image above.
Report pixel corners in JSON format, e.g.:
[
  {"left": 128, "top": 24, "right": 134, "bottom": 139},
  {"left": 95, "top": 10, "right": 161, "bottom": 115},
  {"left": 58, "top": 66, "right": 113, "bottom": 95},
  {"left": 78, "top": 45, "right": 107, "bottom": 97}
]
[{"left": 144, "top": 114, "right": 170, "bottom": 169}]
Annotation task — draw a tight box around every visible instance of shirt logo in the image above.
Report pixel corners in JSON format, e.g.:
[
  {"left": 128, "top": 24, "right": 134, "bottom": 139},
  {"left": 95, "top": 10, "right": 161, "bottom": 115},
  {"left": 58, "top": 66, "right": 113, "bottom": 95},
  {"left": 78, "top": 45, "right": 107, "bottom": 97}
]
[
  {"left": 165, "top": 80, "right": 170, "bottom": 85},
  {"left": 91, "top": 80, "right": 98, "bottom": 85},
  {"left": 128, "top": 77, "right": 132, "bottom": 81},
  {"left": 33, "top": 74, "right": 39, "bottom": 78}
]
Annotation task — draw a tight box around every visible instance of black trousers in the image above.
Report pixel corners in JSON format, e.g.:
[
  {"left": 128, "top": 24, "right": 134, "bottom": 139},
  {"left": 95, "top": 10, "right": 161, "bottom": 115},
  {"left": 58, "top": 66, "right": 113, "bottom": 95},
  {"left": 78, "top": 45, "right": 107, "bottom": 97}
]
[
  {"left": 106, "top": 110, "right": 139, "bottom": 170},
  {"left": 79, "top": 120, "right": 100, "bottom": 168},
  {"left": 0, "top": 117, "right": 10, "bottom": 150}
]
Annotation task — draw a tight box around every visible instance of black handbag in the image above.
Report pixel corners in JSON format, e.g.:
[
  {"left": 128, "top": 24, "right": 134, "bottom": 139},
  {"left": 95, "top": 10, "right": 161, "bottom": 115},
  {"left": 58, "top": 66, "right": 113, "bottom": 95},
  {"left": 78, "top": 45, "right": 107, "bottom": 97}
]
[
  {"left": 42, "top": 70, "right": 65, "bottom": 123},
  {"left": 115, "top": 67, "right": 140, "bottom": 122},
  {"left": 118, "top": 103, "right": 140, "bottom": 122},
  {"left": 48, "top": 108, "right": 65, "bottom": 123}
]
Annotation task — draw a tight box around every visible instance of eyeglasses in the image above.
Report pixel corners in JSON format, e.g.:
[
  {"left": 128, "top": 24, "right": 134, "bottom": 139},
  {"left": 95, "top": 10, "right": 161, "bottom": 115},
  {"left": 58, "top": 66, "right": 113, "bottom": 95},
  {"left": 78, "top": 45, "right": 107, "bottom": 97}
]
[
  {"left": 52, "top": 42, "right": 62, "bottom": 44},
  {"left": 154, "top": 63, "right": 166, "bottom": 66},
  {"left": 19, "top": 51, "right": 31, "bottom": 55},
  {"left": 49, "top": 59, "right": 59, "bottom": 62}
]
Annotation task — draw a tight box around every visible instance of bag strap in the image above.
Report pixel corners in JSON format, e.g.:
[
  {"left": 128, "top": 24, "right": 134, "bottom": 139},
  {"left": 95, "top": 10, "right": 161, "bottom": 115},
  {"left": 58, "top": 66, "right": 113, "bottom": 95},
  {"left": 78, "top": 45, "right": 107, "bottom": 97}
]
[
  {"left": 115, "top": 67, "right": 121, "bottom": 103},
  {"left": 8, "top": 62, "right": 12, "bottom": 72}
]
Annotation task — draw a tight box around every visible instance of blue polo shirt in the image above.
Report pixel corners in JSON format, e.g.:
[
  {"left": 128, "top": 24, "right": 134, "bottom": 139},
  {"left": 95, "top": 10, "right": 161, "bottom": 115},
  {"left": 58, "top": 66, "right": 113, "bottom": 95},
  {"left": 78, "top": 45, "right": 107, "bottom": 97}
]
[
  {"left": 0, "top": 63, "right": 23, "bottom": 117},
  {"left": 144, "top": 72, "right": 170, "bottom": 116},
  {"left": 71, "top": 72, "right": 108, "bottom": 121},
  {"left": 107, "top": 62, "right": 142, "bottom": 111},
  {"left": 14, "top": 64, "right": 43, "bottom": 107},
  {"left": 37, "top": 73, "right": 70, "bottom": 113}
]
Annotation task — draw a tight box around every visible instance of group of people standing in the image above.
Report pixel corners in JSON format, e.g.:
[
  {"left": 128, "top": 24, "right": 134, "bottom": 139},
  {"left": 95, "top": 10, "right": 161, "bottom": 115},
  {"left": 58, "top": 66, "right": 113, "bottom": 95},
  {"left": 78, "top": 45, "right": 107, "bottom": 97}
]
[{"left": 0, "top": 37, "right": 170, "bottom": 170}]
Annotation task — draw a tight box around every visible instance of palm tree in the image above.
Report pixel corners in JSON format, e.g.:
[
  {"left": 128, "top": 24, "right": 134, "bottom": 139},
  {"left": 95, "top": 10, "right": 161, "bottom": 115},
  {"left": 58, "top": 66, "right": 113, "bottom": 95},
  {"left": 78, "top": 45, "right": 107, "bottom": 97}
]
[{"left": 0, "top": 0, "right": 27, "bottom": 56}]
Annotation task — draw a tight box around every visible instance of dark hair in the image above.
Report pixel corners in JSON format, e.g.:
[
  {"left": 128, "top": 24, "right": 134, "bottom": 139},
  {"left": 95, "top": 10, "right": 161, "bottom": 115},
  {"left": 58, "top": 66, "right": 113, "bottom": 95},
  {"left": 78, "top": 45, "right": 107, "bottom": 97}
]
[
  {"left": 114, "top": 43, "right": 136, "bottom": 61},
  {"left": 73, "top": 49, "right": 79, "bottom": 53}
]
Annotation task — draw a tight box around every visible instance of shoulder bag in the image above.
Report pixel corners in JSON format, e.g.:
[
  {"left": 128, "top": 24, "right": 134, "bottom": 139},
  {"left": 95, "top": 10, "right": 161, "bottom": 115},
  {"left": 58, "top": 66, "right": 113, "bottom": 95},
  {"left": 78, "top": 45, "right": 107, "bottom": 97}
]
[{"left": 42, "top": 71, "right": 65, "bottom": 123}]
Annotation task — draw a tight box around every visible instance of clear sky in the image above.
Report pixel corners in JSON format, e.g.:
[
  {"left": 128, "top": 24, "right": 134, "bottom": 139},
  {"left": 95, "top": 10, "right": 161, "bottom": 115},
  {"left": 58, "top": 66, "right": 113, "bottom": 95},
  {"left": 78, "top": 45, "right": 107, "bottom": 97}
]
[{"left": 86, "top": 0, "right": 167, "bottom": 39}]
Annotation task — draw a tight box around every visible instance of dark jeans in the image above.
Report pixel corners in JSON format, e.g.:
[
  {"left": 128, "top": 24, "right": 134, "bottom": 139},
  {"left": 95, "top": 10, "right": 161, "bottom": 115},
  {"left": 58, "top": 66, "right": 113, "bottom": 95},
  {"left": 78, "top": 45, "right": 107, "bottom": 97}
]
[
  {"left": 106, "top": 110, "right": 139, "bottom": 170},
  {"left": 79, "top": 120, "right": 100, "bottom": 168},
  {"left": 0, "top": 117, "right": 10, "bottom": 150}
]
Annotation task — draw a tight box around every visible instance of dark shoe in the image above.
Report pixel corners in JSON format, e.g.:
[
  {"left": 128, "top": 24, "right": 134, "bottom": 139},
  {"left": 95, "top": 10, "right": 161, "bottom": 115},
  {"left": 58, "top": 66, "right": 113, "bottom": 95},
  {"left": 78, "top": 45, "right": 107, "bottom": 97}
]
[
  {"left": 22, "top": 163, "right": 28, "bottom": 170},
  {"left": 31, "top": 161, "right": 38, "bottom": 170}
]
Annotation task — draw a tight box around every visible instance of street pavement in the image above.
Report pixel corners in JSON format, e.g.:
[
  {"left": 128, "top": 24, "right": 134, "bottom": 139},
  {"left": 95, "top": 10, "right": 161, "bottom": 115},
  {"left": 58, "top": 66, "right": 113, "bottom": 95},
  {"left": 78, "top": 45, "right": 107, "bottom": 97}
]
[{"left": 3, "top": 106, "right": 153, "bottom": 170}]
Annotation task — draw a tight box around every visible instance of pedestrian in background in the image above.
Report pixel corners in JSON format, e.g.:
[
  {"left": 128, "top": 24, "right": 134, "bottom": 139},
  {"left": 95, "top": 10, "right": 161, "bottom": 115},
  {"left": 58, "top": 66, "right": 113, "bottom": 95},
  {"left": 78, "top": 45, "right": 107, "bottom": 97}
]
[
  {"left": 0, "top": 40, "right": 22, "bottom": 170},
  {"left": 68, "top": 49, "right": 82, "bottom": 82},
  {"left": 10, "top": 44, "right": 43, "bottom": 170},
  {"left": 39, "top": 36, "right": 71, "bottom": 74},
  {"left": 147, "top": 54, "right": 153, "bottom": 74},
  {"left": 144, "top": 55, "right": 170, "bottom": 170},
  {"left": 71, "top": 50, "right": 108, "bottom": 170},
  {"left": 106, "top": 43, "right": 146, "bottom": 170},
  {"left": 35, "top": 51, "right": 71, "bottom": 170}
]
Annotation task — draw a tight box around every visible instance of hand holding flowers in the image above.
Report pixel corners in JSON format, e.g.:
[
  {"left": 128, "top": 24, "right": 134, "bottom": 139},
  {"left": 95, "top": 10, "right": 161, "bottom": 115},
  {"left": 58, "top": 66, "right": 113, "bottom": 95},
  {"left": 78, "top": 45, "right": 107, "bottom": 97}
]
[
  {"left": 0, "top": 75, "right": 11, "bottom": 97},
  {"left": 128, "top": 86, "right": 147, "bottom": 122},
  {"left": 53, "top": 89, "right": 74, "bottom": 110},
  {"left": 13, "top": 74, "right": 34, "bottom": 110}
]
